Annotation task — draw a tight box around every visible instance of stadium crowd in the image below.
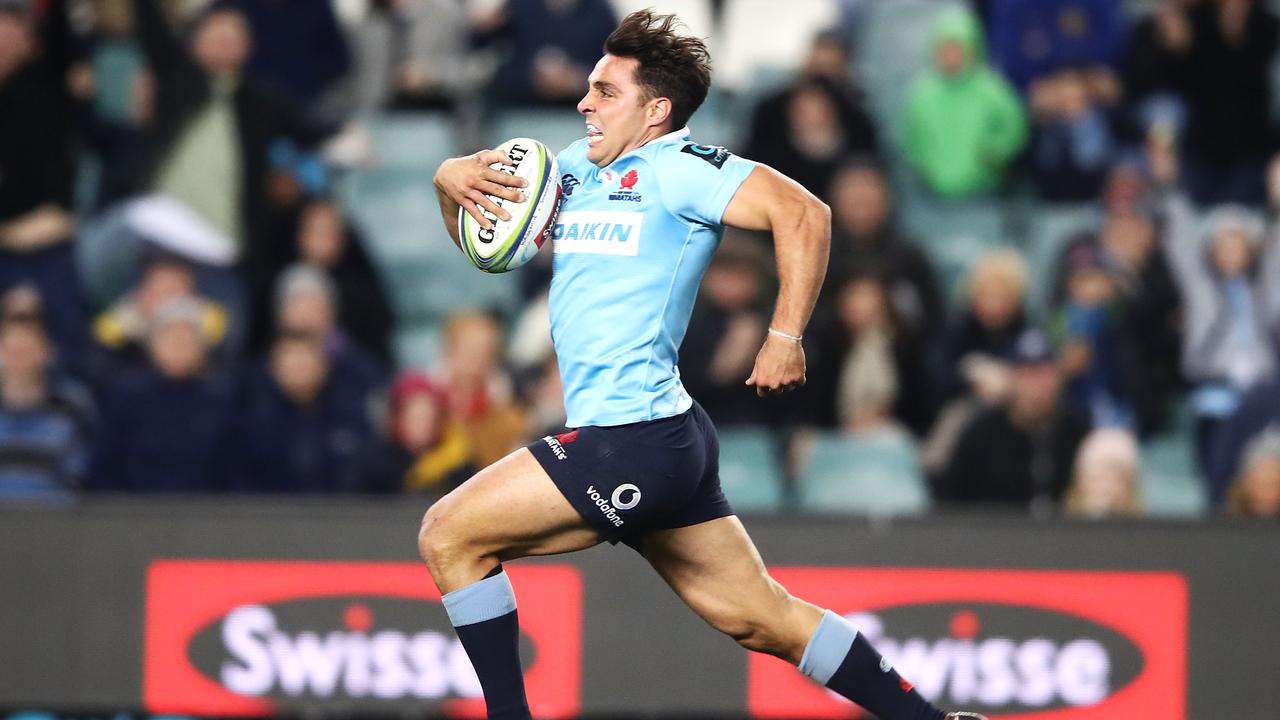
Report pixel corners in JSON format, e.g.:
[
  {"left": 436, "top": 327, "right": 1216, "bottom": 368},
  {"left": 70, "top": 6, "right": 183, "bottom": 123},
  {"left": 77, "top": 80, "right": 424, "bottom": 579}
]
[{"left": 2, "top": 0, "right": 1280, "bottom": 521}]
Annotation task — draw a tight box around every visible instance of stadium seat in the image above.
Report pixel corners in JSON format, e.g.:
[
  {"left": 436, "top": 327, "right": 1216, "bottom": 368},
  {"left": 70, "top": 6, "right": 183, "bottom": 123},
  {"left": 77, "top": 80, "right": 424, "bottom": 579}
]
[
  {"left": 899, "top": 193, "right": 1008, "bottom": 304},
  {"left": 715, "top": 0, "right": 839, "bottom": 92},
  {"left": 1141, "top": 432, "right": 1208, "bottom": 518},
  {"left": 366, "top": 112, "right": 461, "bottom": 170},
  {"left": 795, "top": 430, "right": 930, "bottom": 516},
  {"left": 856, "top": 0, "right": 965, "bottom": 151},
  {"left": 717, "top": 427, "right": 786, "bottom": 512},
  {"left": 487, "top": 110, "right": 589, "bottom": 156}
]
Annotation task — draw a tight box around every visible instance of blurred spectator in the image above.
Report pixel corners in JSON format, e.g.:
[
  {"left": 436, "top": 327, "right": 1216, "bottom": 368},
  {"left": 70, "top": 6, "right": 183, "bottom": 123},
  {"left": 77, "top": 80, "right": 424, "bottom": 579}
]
[
  {"left": 274, "top": 263, "right": 385, "bottom": 399},
  {"left": 355, "top": 372, "right": 475, "bottom": 494},
  {"left": 1051, "top": 164, "right": 1184, "bottom": 435},
  {"left": 682, "top": 240, "right": 771, "bottom": 426},
  {"left": 1027, "top": 66, "right": 1121, "bottom": 202},
  {"left": 988, "top": 0, "right": 1126, "bottom": 91},
  {"left": 349, "top": 0, "right": 490, "bottom": 113},
  {"left": 122, "top": 0, "right": 337, "bottom": 338},
  {"left": 215, "top": 0, "right": 351, "bottom": 113},
  {"left": 744, "top": 31, "right": 879, "bottom": 198},
  {"left": 1225, "top": 425, "right": 1280, "bottom": 518},
  {"left": 808, "top": 268, "right": 934, "bottom": 436},
  {"left": 1048, "top": 242, "right": 1135, "bottom": 428},
  {"left": 820, "top": 161, "right": 943, "bottom": 342},
  {"left": 936, "top": 329, "right": 1092, "bottom": 511},
  {"left": 1207, "top": 378, "right": 1280, "bottom": 506},
  {"left": 1123, "top": 0, "right": 1194, "bottom": 122},
  {"left": 1159, "top": 161, "right": 1280, "bottom": 472},
  {"left": 942, "top": 248, "right": 1028, "bottom": 399},
  {"left": 88, "top": 297, "right": 236, "bottom": 492},
  {"left": 474, "top": 0, "right": 617, "bottom": 108},
  {"left": 274, "top": 200, "right": 393, "bottom": 365},
  {"left": 1176, "top": 0, "right": 1279, "bottom": 206},
  {"left": 442, "top": 310, "right": 527, "bottom": 467},
  {"left": 523, "top": 356, "right": 567, "bottom": 439},
  {"left": 923, "top": 250, "right": 1026, "bottom": 479},
  {"left": 1063, "top": 427, "right": 1142, "bottom": 518},
  {"left": 231, "top": 331, "right": 372, "bottom": 493},
  {"left": 1, "top": 0, "right": 85, "bottom": 365},
  {"left": 904, "top": 6, "right": 1027, "bottom": 198},
  {"left": 0, "top": 294, "right": 95, "bottom": 500},
  {"left": 88, "top": 252, "right": 229, "bottom": 381}
]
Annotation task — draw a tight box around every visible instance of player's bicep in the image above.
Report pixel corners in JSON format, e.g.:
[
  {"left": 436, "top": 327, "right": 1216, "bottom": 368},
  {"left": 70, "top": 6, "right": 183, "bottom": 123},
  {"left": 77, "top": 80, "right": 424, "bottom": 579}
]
[{"left": 721, "top": 165, "right": 810, "bottom": 232}]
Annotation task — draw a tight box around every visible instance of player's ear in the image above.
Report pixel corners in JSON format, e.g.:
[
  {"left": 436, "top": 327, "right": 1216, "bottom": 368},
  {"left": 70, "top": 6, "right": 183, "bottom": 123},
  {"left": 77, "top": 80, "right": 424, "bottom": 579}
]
[{"left": 647, "top": 96, "right": 672, "bottom": 129}]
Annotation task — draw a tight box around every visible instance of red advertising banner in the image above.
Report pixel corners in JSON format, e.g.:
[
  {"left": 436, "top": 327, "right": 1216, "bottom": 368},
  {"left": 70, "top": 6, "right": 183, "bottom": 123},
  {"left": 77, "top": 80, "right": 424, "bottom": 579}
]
[
  {"left": 749, "top": 568, "right": 1187, "bottom": 720},
  {"left": 144, "top": 560, "right": 582, "bottom": 718}
]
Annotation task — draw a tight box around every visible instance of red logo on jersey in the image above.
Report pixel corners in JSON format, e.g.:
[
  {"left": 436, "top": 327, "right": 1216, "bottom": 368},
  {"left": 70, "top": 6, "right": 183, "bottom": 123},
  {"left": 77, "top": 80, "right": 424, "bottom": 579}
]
[
  {"left": 556, "top": 430, "right": 580, "bottom": 445},
  {"left": 620, "top": 170, "right": 639, "bottom": 190}
]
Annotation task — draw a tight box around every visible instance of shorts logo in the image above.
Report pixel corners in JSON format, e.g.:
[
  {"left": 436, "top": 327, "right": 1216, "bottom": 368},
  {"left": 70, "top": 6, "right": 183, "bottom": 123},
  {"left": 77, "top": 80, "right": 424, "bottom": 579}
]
[
  {"left": 552, "top": 211, "right": 643, "bottom": 256},
  {"left": 542, "top": 435, "right": 567, "bottom": 461},
  {"left": 585, "top": 485, "right": 627, "bottom": 527},
  {"left": 681, "top": 143, "right": 732, "bottom": 169},
  {"left": 610, "top": 484, "right": 642, "bottom": 511}
]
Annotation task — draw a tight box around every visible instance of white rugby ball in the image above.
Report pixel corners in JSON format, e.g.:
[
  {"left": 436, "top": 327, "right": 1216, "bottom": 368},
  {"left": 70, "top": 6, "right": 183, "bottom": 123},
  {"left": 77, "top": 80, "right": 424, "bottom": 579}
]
[{"left": 458, "top": 137, "right": 562, "bottom": 273}]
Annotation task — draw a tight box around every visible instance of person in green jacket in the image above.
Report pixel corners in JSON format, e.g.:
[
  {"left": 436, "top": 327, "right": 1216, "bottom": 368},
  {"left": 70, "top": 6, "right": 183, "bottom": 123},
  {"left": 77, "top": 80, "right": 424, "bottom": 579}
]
[{"left": 904, "top": 7, "right": 1028, "bottom": 198}]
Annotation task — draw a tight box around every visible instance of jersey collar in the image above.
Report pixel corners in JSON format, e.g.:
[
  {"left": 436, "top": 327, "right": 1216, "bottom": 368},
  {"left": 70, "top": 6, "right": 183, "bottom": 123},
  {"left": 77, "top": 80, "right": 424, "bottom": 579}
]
[{"left": 604, "top": 126, "right": 692, "bottom": 170}]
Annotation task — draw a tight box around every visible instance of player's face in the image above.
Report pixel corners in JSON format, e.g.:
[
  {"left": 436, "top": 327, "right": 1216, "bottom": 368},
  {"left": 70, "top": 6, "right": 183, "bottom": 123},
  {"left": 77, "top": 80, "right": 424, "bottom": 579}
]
[{"left": 578, "top": 54, "right": 664, "bottom": 167}]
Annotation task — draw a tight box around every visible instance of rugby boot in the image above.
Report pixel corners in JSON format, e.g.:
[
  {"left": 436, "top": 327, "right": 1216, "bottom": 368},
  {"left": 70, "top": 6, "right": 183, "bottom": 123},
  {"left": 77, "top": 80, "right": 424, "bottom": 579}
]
[{"left": 946, "top": 713, "right": 989, "bottom": 720}]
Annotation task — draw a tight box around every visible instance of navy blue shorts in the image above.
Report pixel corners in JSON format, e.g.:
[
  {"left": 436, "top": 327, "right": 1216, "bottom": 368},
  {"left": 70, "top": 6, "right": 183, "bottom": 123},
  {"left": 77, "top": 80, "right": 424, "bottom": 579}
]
[{"left": 528, "top": 402, "right": 734, "bottom": 549}]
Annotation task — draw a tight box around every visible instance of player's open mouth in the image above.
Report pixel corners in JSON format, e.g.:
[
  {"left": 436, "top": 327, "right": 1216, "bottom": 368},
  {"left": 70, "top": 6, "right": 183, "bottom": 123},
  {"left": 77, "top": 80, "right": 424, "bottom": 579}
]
[{"left": 586, "top": 124, "right": 604, "bottom": 147}]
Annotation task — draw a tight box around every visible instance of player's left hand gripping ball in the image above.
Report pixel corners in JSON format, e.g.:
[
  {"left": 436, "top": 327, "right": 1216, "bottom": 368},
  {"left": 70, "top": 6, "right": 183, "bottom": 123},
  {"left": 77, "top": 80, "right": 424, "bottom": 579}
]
[{"left": 458, "top": 137, "right": 563, "bottom": 273}]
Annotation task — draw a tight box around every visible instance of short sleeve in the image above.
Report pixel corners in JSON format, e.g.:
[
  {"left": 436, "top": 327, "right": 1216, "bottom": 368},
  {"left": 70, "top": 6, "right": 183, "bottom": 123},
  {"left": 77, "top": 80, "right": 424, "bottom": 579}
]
[{"left": 658, "top": 143, "right": 757, "bottom": 226}]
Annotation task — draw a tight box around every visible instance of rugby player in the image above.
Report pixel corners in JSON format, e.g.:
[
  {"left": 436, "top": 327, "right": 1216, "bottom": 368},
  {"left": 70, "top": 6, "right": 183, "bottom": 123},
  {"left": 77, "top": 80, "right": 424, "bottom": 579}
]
[{"left": 425, "top": 11, "right": 985, "bottom": 720}]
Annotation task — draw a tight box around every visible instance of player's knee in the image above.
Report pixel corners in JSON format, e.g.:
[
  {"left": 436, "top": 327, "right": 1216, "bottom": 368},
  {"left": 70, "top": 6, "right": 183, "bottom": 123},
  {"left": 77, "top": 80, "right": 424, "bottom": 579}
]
[{"left": 417, "top": 499, "right": 465, "bottom": 571}]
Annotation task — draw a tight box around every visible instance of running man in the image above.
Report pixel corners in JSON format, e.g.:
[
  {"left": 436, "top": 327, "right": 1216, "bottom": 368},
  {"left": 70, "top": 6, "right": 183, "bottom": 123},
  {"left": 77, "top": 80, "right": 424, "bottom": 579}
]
[{"left": 426, "top": 11, "right": 985, "bottom": 720}]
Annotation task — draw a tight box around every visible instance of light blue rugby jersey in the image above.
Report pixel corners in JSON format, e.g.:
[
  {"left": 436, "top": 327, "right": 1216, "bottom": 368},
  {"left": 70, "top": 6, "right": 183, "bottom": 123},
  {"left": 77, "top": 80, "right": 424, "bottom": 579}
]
[{"left": 548, "top": 127, "right": 757, "bottom": 428}]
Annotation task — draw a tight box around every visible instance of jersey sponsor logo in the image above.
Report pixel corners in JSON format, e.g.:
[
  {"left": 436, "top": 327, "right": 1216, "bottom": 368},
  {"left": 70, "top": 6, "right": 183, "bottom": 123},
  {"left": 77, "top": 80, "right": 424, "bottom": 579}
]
[
  {"left": 585, "top": 485, "right": 627, "bottom": 527},
  {"left": 552, "top": 211, "right": 643, "bottom": 256},
  {"left": 748, "top": 568, "right": 1187, "bottom": 720},
  {"left": 610, "top": 483, "right": 642, "bottom": 510},
  {"left": 681, "top": 143, "right": 732, "bottom": 169},
  {"left": 144, "top": 561, "right": 583, "bottom": 717}
]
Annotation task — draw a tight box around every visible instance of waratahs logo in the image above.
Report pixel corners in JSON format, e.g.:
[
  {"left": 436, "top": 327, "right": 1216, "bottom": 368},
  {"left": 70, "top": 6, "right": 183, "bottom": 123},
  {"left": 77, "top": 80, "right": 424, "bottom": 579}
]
[{"left": 609, "top": 169, "right": 642, "bottom": 202}]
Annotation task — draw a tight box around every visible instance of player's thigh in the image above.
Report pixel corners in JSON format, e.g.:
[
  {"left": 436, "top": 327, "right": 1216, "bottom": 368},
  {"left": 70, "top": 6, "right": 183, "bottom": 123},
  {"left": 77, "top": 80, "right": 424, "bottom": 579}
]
[
  {"left": 420, "top": 448, "right": 601, "bottom": 564},
  {"left": 640, "top": 516, "right": 822, "bottom": 660}
]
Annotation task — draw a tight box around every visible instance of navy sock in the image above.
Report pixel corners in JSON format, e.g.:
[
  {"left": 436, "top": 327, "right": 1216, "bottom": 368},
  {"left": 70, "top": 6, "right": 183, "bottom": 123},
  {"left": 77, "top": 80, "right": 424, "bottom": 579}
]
[
  {"left": 443, "top": 566, "right": 531, "bottom": 720},
  {"left": 799, "top": 610, "right": 946, "bottom": 720}
]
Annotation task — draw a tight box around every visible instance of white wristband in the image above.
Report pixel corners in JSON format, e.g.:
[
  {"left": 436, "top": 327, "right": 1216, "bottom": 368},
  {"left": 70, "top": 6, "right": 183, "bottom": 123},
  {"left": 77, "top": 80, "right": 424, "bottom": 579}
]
[{"left": 768, "top": 327, "right": 803, "bottom": 342}]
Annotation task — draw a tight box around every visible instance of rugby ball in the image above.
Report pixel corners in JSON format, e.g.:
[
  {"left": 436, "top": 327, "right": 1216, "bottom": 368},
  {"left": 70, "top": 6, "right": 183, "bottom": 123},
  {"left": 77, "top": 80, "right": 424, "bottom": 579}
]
[{"left": 458, "top": 137, "right": 562, "bottom": 273}]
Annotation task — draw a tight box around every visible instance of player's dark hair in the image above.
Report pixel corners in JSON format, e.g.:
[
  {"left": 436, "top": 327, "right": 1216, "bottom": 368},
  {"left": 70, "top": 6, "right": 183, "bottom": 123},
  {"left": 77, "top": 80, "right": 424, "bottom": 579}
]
[{"left": 604, "top": 10, "right": 711, "bottom": 132}]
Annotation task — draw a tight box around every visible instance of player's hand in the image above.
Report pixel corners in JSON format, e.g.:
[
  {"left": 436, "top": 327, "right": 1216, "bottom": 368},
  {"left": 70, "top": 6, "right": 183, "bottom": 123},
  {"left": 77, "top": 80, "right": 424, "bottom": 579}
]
[
  {"left": 433, "top": 150, "right": 529, "bottom": 230},
  {"left": 745, "top": 333, "right": 806, "bottom": 397}
]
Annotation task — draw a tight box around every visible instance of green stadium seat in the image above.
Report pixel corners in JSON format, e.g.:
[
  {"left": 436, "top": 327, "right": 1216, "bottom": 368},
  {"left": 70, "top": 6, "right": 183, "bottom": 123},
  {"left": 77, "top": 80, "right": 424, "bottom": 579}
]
[
  {"left": 856, "top": 0, "right": 965, "bottom": 150},
  {"left": 717, "top": 427, "right": 785, "bottom": 512},
  {"left": 367, "top": 112, "right": 460, "bottom": 170},
  {"left": 487, "top": 110, "right": 589, "bottom": 155},
  {"left": 796, "top": 430, "right": 930, "bottom": 516},
  {"left": 899, "top": 194, "right": 1008, "bottom": 305},
  {"left": 1141, "top": 432, "right": 1208, "bottom": 518}
]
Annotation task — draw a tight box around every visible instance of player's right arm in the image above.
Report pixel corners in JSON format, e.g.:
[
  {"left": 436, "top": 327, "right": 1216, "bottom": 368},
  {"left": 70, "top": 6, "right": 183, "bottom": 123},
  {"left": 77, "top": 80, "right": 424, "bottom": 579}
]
[{"left": 432, "top": 151, "right": 529, "bottom": 247}]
